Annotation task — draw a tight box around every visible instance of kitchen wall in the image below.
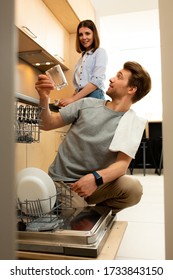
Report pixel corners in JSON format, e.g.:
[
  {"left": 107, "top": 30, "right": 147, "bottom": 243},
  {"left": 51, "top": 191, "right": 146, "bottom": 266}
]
[{"left": 99, "top": 8, "right": 162, "bottom": 121}]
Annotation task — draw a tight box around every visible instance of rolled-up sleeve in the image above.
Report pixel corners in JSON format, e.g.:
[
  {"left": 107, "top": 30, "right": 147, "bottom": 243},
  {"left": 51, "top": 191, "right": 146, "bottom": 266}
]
[{"left": 89, "top": 48, "right": 108, "bottom": 89}]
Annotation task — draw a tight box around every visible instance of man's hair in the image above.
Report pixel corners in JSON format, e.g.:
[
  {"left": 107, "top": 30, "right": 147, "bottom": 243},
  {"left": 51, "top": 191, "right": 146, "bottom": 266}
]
[
  {"left": 124, "top": 61, "right": 152, "bottom": 103},
  {"left": 76, "top": 19, "right": 100, "bottom": 53}
]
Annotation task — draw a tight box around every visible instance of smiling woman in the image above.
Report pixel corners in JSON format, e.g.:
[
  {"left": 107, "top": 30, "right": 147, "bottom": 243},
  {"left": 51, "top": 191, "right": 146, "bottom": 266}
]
[{"left": 58, "top": 19, "right": 108, "bottom": 107}]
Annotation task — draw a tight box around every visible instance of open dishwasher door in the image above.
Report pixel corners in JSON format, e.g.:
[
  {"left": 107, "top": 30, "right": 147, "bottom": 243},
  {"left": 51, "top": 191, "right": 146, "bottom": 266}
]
[{"left": 17, "top": 206, "right": 115, "bottom": 258}]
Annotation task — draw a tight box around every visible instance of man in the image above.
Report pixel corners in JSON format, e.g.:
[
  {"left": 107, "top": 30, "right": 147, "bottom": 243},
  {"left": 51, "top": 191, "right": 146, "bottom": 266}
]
[{"left": 35, "top": 61, "right": 151, "bottom": 215}]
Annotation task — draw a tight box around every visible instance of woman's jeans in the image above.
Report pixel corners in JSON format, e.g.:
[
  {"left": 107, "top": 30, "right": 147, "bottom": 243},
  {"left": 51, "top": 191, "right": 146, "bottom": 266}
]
[{"left": 86, "top": 88, "right": 105, "bottom": 99}]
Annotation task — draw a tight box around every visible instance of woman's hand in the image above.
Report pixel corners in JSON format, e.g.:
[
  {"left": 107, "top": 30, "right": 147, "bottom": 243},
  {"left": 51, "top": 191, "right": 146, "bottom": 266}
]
[
  {"left": 58, "top": 97, "right": 75, "bottom": 107},
  {"left": 35, "top": 74, "right": 54, "bottom": 98}
]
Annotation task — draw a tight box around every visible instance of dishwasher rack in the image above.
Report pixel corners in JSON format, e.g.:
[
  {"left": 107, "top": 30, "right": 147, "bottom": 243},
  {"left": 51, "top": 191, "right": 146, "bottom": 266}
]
[
  {"left": 15, "top": 93, "right": 42, "bottom": 143},
  {"left": 17, "top": 184, "right": 73, "bottom": 232}
]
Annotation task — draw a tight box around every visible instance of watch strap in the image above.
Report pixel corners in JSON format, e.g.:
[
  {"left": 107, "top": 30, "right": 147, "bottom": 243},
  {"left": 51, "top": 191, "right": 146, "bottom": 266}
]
[{"left": 92, "top": 171, "right": 103, "bottom": 186}]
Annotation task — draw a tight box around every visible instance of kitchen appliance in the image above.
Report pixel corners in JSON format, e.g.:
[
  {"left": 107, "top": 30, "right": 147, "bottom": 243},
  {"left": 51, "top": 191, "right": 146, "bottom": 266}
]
[
  {"left": 15, "top": 93, "right": 115, "bottom": 258},
  {"left": 17, "top": 205, "right": 114, "bottom": 258},
  {"left": 15, "top": 92, "right": 61, "bottom": 143},
  {"left": 16, "top": 175, "right": 115, "bottom": 258},
  {"left": 15, "top": 93, "right": 41, "bottom": 143}
]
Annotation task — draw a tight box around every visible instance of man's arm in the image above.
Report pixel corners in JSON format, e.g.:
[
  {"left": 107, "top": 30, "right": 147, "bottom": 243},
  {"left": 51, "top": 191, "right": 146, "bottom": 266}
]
[
  {"left": 70, "top": 152, "right": 132, "bottom": 197},
  {"left": 97, "top": 152, "right": 132, "bottom": 183},
  {"left": 35, "top": 74, "right": 66, "bottom": 130}
]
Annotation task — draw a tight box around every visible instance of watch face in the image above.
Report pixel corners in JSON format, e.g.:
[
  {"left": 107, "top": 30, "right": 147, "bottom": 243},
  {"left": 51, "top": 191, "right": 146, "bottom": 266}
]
[
  {"left": 92, "top": 171, "right": 103, "bottom": 186},
  {"left": 96, "top": 177, "right": 103, "bottom": 186}
]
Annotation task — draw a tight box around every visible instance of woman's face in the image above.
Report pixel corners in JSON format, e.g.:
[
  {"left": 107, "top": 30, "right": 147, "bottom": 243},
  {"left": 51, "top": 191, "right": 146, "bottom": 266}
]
[{"left": 78, "top": 27, "right": 94, "bottom": 51}]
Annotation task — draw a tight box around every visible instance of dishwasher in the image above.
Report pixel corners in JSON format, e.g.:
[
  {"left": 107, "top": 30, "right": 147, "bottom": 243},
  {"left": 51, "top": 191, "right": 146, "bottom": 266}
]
[{"left": 15, "top": 92, "right": 115, "bottom": 258}]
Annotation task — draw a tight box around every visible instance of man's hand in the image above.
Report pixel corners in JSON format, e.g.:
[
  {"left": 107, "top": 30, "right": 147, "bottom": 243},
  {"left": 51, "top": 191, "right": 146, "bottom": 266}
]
[
  {"left": 70, "top": 174, "right": 97, "bottom": 197},
  {"left": 35, "top": 74, "right": 54, "bottom": 98}
]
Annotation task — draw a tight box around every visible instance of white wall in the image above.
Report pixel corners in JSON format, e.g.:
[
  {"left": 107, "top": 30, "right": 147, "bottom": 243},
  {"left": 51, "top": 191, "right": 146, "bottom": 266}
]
[{"left": 99, "top": 9, "right": 162, "bottom": 121}]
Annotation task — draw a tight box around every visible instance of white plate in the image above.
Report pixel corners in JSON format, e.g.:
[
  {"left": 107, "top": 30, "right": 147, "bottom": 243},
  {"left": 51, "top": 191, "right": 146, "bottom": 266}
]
[{"left": 16, "top": 167, "right": 56, "bottom": 214}]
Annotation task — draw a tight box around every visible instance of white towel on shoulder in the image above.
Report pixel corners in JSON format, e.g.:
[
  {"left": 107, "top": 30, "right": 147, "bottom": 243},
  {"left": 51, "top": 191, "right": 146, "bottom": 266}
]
[{"left": 109, "top": 109, "right": 147, "bottom": 159}]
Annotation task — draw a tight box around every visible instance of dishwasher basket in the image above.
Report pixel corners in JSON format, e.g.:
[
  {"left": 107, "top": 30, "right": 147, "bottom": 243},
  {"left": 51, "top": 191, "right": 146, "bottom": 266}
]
[
  {"left": 15, "top": 101, "right": 42, "bottom": 143},
  {"left": 17, "top": 184, "right": 73, "bottom": 232}
]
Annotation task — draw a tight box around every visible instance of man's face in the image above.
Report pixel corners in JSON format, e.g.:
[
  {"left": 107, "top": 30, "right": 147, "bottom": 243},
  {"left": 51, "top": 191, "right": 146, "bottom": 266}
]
[{"left": 106, "top": 69, "right": 132, "bottom": 99}]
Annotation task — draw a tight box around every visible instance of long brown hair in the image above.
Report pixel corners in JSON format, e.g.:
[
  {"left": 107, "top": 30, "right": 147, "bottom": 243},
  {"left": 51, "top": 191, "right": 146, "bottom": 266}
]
[{"left": 76, "top": 20, "right": 100, "bottom": 53}]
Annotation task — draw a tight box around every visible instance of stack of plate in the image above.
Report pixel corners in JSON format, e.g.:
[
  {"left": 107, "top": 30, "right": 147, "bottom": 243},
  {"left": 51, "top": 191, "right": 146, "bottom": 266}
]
[{"left": 16, "top": 167, "right": 56, "bottom": 214}]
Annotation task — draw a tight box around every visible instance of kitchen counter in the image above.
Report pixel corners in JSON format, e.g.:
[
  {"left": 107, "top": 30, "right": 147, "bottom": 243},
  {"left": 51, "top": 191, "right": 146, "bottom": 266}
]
[{"left": 16, "top": 221, "right": 127, "bottom": 260}]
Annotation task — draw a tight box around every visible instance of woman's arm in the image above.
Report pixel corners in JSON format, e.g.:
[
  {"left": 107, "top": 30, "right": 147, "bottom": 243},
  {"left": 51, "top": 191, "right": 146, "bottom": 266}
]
[
  {"left": 59, "top": 82, "right": 97, "bottom": 107},
  {"left": 59, "top": 48, "right": 108, "bottom": 107}
]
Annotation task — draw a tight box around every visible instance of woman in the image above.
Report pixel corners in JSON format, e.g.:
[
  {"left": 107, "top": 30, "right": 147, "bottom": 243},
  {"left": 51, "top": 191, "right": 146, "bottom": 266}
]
[{"left": 59, "top": 19, "right": 108, "bottom": 107}]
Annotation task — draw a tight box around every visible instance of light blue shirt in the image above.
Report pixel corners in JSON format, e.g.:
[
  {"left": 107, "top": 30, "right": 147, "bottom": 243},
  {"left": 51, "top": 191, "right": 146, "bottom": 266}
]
[{"left": 73, "top": 48, "right": 108, "bottom": 92}]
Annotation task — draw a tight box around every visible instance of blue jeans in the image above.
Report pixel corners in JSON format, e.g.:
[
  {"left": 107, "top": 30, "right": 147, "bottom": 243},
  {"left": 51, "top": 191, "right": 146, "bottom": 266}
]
[{"left": 87, "top": 88, "right": 105, "bottom": 99}]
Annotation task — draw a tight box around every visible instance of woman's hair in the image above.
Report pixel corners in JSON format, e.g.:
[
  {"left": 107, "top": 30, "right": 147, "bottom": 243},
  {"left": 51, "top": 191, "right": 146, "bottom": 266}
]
[
  {"left": 124, "top": 61, "right": 152, "bottom": 103},
  {"left": 76, "top": 19, "right": 100, "bottom": 53}
]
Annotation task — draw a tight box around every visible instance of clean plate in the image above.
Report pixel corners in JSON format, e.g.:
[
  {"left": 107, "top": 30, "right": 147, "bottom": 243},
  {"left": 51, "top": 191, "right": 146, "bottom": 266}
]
[{"left": 16, "top": 167, "right": 56, "bottom": 214}]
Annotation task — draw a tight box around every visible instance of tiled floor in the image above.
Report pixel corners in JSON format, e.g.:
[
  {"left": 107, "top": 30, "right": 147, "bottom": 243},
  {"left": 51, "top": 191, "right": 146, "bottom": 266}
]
[{"left": 116, "top": 171, "right": 165, "bottom": 259}]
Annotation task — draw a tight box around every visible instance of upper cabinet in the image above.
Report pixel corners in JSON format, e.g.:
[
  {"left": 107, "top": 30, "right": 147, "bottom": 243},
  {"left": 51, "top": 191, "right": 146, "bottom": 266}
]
[
  {"left": 15, "top": 0, "right": 47, "bottom": 49},
  {"left": 67, "top": 0, "right": 95, "bottom": 22},
  {"left": 15, "top": 0, "right": 71, "bottom": 69},
  {"left": 42, "top": 0, "right": 80, "bottom": 33},
  {"left": 15, "top": 0, "right": 95, "bottom": 71},
  {"left": 45, "top": 11, "right": 69, "bottom": 67}
]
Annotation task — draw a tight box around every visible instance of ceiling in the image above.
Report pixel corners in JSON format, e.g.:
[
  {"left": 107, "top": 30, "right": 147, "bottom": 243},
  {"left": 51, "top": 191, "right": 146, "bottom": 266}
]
[{"left": 90, "top": 0, "right": 158, "bottom": 17}]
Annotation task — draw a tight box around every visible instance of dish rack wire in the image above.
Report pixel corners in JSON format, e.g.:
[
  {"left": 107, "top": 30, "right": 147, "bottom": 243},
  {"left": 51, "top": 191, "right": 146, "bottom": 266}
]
[
  {"left": 15, "top": 93, "right": 42, "bottom": 143},
  {"left": 17, "top": 185, "right": 73, "bottom": 231}
]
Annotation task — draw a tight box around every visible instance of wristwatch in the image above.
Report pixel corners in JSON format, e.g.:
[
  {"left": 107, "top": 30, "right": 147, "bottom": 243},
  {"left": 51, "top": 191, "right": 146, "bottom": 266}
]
[{"left": 92, "top": 171, "right": 103, "bottom": 187}]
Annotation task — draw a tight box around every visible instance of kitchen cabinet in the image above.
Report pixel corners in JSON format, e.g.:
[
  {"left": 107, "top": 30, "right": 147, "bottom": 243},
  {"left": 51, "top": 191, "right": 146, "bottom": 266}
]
[
  {"left": 45, "top": 12, "right": 70, "bottom": 68},
  {"left": 15, "top": 0, "right": 70, "bottom": 68},
  {"left": 15, "top": 143, "right": 27, "bottom": 173},
  {"left": 67, "top": 0, "right": 95, "bottom": 21},
  {"left": 15, "top": 0, "right": 47, "bottom": 48},
  {"left": 26, "top": 130, "right": 57, "bottom": 172},
  {"left": 42, "top": 0, "right": 80, "bottom": 33},
  {"left": 42, "top": 0, "right": 95, "bottom": 30},
  {"left": 15, "top": 130, "right": 57, "bottom": 173}
]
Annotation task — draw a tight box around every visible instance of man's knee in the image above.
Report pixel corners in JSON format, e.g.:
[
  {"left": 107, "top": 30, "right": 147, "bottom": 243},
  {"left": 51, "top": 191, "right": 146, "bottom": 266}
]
[
  {"left": 117, "top": 175, "right": 143, "bottom": 206},
  {"left": 126, "top": 176, "right": 143, "bottom": 205}
]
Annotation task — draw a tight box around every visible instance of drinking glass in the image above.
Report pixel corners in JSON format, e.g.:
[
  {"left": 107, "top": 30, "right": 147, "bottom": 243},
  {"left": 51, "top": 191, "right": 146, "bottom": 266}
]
[{"left": 46, "top": 64, "right": 68, "bottom": 90}]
